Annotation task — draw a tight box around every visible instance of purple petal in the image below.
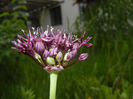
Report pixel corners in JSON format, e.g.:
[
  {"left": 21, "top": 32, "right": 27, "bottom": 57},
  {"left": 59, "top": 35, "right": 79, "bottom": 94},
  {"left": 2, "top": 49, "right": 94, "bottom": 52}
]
[
  {"left": 65, "top": 41, "right": 71, "bottom": 47},
  {"left": 11, "top": 47, "right": 17, "bottom": 50},
  {"left": 79, "top": 32, "right": 86, "bottom": 43},
  {"left": 83, "top": 43, "right": 93, "bottom": 47},
  {"left": 73, "top": 43, "right": 79, "bottom": 49},
  {"left": 49, "top": 47, "right": 58, "bottom": 56},
  {"left": 54, "top": 34, "right": 60, "bottom": 43},
  {"left": 87, "top": 36, "right": 92, "bottom": 41},
  {"left": 42, "top": 37, "right": 54, "bottom": 42},
  {"left": 11, "top": 41, "right": 17, "bottom": 46},
  {"left": 70, "top": 49, "right": 77, "bottom": 58},
  {"left": 17, "top": 34, "right": 27, "bottom": 41},
  {"left": 34, "top": 41, "right": 45, "bottom": 55},
  {"left": 78, "top": 53, "right": 88, "bottom": 61},
  {"left": 43, "top": 49, "right": 49, "bottom": 60}
]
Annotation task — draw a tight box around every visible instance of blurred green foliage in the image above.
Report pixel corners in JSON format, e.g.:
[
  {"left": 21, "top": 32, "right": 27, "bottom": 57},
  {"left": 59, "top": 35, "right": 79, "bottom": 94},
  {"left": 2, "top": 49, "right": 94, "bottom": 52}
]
[
  {"left": 0, "top": 0, "right": 27, "bottom": 98},
  {"left": 1, "top": 0, "right": 133, "bottom": 99},
  {"left": 0, "top": 0, "right": 27, "bottom": 63},
  {"left": 74, "top": 0, "right": 133, "bottom": 98}
]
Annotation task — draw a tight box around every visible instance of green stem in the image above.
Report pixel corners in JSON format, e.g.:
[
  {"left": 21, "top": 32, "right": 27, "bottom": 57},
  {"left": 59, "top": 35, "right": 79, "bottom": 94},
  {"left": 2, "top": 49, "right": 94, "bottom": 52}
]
[{"left": 49, "top": 72, "right": 58, "bottom": 99}]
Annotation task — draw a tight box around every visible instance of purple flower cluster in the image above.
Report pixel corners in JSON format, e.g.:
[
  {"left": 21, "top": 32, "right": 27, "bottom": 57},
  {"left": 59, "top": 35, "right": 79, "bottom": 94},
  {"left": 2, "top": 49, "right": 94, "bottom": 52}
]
[{"left": 11, "top": 26, "right": 92, "bottom": 72}]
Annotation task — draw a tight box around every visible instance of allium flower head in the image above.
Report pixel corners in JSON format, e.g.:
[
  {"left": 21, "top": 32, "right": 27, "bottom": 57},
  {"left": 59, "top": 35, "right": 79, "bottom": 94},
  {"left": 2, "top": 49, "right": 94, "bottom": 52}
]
[{"left": 11, "top": 26, "right": 92, "bottom": 72}]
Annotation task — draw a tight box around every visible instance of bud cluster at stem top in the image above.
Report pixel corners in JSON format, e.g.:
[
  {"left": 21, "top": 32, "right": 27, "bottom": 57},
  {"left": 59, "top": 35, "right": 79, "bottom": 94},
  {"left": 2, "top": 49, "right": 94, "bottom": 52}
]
[{"left": 11, "top": 26, "right": 92, "bottom": 72}]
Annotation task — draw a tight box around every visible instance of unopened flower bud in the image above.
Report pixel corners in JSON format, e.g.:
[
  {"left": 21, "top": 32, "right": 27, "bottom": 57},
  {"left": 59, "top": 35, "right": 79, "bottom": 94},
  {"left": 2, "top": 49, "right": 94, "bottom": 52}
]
[
  {"left": 46, "top": 57, "right": 55, "bottom": 65},
  {"left": 35, "top": 53, "right": 44, "bottom": 64},
  {"left": 64, "top": 52, "right": 72, "bottom": 62},
  {"left": 78, "top": 53, "right": 88, "bottom": 61},
  {"left": 56, "top": 51, "right": 63, "bottom": 62},
  {"left": 64, "top": 53, "right": 68, "bottom": 61}
]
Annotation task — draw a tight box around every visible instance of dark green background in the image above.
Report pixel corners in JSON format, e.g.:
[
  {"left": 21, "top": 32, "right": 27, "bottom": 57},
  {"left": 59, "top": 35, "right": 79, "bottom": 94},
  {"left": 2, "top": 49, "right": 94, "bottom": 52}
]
[{"left": 0, "top": 0, "right": 133, "bottom": 99}]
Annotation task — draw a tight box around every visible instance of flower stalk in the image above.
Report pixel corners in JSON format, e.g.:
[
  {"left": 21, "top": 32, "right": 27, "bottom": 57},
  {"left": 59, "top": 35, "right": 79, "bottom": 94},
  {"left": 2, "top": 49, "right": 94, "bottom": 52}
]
[{"left": 49, "top": 72, "right": 58, "bottom": 99}]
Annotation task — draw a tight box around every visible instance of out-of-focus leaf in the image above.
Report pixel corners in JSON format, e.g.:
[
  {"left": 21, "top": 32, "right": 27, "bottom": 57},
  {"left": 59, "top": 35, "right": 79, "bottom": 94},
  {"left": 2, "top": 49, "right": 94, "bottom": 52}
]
[
  {"left": 0, "top": 12, "right": 9, "bottom": 17},
  {"left": 13, "top": 5, "right": 28, "bottom": 11}
]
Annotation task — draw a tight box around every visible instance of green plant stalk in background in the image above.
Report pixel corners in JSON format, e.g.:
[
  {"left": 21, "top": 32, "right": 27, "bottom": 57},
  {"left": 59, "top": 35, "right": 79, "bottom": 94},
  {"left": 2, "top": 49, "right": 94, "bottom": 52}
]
[{"left": 49, "top": 73, "right": 58, "bottom": 99}]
